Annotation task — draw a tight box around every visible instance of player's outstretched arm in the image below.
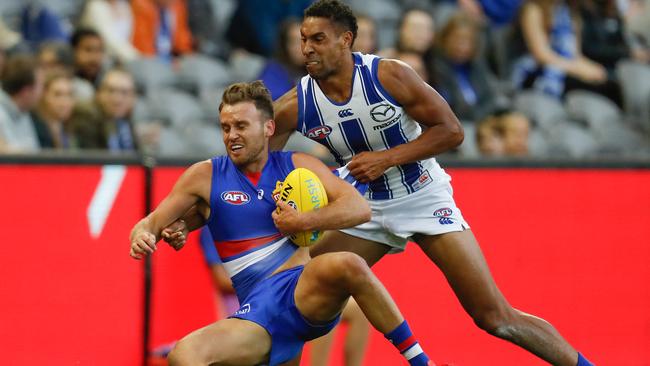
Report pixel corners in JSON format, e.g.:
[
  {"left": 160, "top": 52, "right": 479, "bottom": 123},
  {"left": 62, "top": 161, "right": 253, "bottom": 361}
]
[
  {"left": 270, "top": 87, "right": 299, "bottom": 151},
  {"left": 273, "top": 152, "right": 371, "bottom": 235},
  {"left": 160, "top": 201, "right": 210, "bottom": 251},
  {"left": 129, "top": 161, "right": 211, "bottom": 259},
  {"left": 348, "top": 59, "right": 464, "bottom": 182}
]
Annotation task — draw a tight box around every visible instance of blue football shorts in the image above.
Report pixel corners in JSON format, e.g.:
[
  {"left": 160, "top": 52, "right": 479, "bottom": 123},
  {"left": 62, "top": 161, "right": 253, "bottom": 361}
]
[{"left": 229, "top": 265, "right": 341, "bottom": 365}]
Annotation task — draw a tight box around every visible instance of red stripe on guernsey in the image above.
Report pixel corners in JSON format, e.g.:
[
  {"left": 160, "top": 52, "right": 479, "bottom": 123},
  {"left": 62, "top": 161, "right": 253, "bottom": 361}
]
[
  {"left": 215, "top": 233, "right": 283, "bottom": 259},
  {"left": 397, "top": 335, "right": 417, "bottom": 353}
]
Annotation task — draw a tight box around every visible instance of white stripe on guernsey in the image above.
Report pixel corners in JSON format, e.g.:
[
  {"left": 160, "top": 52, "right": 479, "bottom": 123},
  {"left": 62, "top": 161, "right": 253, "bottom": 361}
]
[
  {"left": 222, "top": 237, "right": 289, "bottom": 277},
  {"left": 87, "top": 165, "right": 126, "bottom": 238},
  {"left": 403, "top": 343, "right": 424, "bottom": 360}
]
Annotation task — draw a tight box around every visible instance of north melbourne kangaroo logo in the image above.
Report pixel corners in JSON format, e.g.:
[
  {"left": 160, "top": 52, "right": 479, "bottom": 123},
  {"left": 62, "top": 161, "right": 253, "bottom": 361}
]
[{"left": 370, "top": 103, "right": 396, "bottom": 122}]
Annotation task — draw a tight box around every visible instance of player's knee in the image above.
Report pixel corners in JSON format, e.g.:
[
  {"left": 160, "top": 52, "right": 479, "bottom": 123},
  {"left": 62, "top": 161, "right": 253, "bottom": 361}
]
[
  {"left": 167, "top": 340, "right": 198, "bottom": 366},
  {"left": 168, "top": 338, "right": 226, "bottom": 366},
  {"left": 331, "top": 252, "right": 372, "bottom": 283},
  {"left": 471, "top": 306, "right": 517, "bottom": 339}
]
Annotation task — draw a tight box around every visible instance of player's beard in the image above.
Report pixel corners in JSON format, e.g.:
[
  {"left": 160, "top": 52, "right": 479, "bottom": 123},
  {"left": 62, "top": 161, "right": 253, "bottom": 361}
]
[{"left": 231, "top": 140, "right": 266, "bottom": 169}]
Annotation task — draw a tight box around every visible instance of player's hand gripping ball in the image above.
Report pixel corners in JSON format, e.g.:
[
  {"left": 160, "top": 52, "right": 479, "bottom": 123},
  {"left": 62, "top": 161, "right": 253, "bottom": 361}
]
[{"left": 276, "top": 168, "right": 328, "bottom": 247}]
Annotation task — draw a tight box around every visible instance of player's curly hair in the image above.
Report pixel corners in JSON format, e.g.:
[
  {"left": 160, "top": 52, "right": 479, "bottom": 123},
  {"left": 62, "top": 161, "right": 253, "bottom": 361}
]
[
  {"left": 219, "top": 80, "right": 274, "bottom": 120},
  {"left": 305, "top": 0, "right": 358, "bottom": 46}
]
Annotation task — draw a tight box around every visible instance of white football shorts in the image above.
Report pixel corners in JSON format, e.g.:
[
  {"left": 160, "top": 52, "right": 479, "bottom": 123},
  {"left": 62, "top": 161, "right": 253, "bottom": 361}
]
[{"left": 340, "top": 180, "right": 470, "bottom": 253}]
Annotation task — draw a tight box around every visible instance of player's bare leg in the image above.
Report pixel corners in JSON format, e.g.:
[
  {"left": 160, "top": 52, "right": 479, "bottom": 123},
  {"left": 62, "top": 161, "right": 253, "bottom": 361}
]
[
  {"left": 310, "top": 298, "right": 369, "bottom": 366},
  {"left": 414, "top": 230, "right": 579, "bottom": 366},
  {"left": 167, "top": 318, "right": 271, "bottom": 366},
  {"left": 310, "top": 325, "right": 337, "bottom": 366},
  {"left": 295, "top": 252, "right": 433, "bottom": 365},
  {"left": 341, "top": 298, "right": 370, "bottom": 365},
  {"left": 310, "top": 230, "right": 389, "bottom": 266}
]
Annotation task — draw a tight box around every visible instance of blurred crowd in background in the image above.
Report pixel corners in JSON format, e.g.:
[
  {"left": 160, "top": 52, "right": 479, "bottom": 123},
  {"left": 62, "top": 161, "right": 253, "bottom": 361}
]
[{"left": 0, "top": 0, "right": 649, "bottom": 162}]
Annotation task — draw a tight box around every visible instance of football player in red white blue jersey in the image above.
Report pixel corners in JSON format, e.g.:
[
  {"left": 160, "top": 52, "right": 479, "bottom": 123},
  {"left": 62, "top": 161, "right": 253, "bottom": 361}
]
[
  {"left": 270, "top": 1, "right": 595, "bottom": 366},
  {"left": 129, "top": 81, "right": 434, "bottom": 366}
]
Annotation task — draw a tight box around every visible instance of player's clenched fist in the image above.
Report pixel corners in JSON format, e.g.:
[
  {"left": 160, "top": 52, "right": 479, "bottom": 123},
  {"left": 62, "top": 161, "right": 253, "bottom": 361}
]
[
  {"left": 272, "top": 200, "right": 305, "bottom": 235},
  {"left": 130, "top": 231, "right": 158, "bottom": 259},
  {"left": 161, "top": 219, "right": 188, "bottom": 251}
]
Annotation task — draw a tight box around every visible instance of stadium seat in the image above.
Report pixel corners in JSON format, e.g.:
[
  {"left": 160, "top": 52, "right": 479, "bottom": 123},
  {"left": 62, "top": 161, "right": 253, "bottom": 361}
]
[
  {"left": 229, "top": 51, "right": 265, "bottom": 83},
  {"left": 156, "top": 125, "right": 194, "bottom": 157},
  {"left": 127, "top": 58, "right": 177, "bottom": 96},
  {"left": 177, "top": 54, "right": 232, "bottom": 95},
  {"left": 528, "top": 127, "right": 549, "bottom": 156},
  {"left": 513, "top": 90, "right": 569, "bottom": 133},
  {"left": 146, "top": 89, "right": 206, "bottom": 129},
  {"left": 179, "top": 123, "right": 227, "bottom": 158},
  {"left": 564, "top": 90, "right": 645, "bottom": 152},
  {"left": 348, "top": 0, "right": 401, "bottom": 49},
  {"left": 545, "top": 120, "right": 600, "bottom": 157},
  {"left": 616, "top": 60, "right": 650, "bottom": 132},
  {"left": 457, "top": 122, "right": 480, "bottom": 158}
]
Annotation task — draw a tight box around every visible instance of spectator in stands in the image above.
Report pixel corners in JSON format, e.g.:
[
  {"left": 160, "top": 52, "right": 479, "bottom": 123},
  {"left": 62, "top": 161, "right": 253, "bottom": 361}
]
[
  {"left": 396, "top": 51, "right": 429, "bottom": 81},
  {"left": 19, "top": 3, "right": 68, "bottom": 49},
  {"left": 37, "top": 41, "right": 74, "bottom": 74},
  {"left": 459, "top": 0, "right": 524, "bottom": 27},
  {"left": 352, "top": 14, "right": 378, "bottom": 54},
  {"left": 225, "top": 0, "right": 312, "bottom": 57},
  {"left": 186, "top": 0, "right": 230, "bottom": 60},
  {"left": 71, "top": 28, "right": 107, "bottom": 100},
  {"left": 0, "top": 17, "right": 21, "bottom": 51},
  {"left": 513, "top": 0, "right": 622, "bottom": 105},
  {"left": 476, "top": 116, "right": 505, "bottom": 155},
  {"left": 131, "top": 0, "right": 194, "bottom": 62},
  {"left": 69, "top": 68, "right": 138, "bottom": 152},
  {"left": 0, "top": 54, "right": 43, "bottom": 153},
  {"left": 430, "top": 13, "right": 512, "bottom": 122},
  {"left": 625, "top": 0, "right": 650, "bottom": 54},
  {"left": 580, "top": 0, "right": 650, "bottom": 69},
  {"left": 476, "top": 112, "right": 530, "bottom": 156},
  {"left": 80, "top": 0, "right": 141, "bottom": 64},
  {"left": 380, "top": 8, "right": 436, "bottom": 59},
  {"left": 257, "top": 19, "right": 305, "bottom": 101},
  {"left": 31, "top": 71, "right": 76, "bottom": 149}
]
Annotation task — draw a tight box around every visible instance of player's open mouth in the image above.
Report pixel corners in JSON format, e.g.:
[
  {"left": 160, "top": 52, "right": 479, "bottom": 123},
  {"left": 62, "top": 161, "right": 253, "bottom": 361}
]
[
  {"left": 306, "top": 61, "right": 319, "bottom": 66},
  {"left": 230, "top": 144, "right": 244, "bottom": 152}
]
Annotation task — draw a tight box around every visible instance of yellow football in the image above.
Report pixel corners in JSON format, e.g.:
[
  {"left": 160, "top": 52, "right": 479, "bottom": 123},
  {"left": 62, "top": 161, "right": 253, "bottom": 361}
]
[{"left": 277, "top": 168, "right": 328, "bottom": 247}]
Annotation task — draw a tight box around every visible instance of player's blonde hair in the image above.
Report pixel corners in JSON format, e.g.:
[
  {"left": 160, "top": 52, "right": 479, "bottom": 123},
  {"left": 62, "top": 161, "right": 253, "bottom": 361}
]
[{"left": 219, "top": 80, "right": 274, "bottom": 120}]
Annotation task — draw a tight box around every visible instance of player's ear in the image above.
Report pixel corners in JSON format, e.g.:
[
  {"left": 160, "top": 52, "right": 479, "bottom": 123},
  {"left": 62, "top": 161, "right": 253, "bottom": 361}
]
[
  {"left": 341, "top": 30, "right": 353, "bottom": 49},
  {"left": 265, "top": 119, "right": 276, "bottom": 137}
]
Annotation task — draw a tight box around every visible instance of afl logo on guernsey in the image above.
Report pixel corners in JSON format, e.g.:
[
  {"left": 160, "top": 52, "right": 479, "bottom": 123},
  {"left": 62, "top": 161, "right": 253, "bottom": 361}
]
[
  {"left": 370, "top": 103, "right": 396, "bottom": 122},
  {"left": 221, "top": 191, "right": 251, "bottom": 205},
  {"left": 306, "top": 125, "right": 332, "bottom": 140}
]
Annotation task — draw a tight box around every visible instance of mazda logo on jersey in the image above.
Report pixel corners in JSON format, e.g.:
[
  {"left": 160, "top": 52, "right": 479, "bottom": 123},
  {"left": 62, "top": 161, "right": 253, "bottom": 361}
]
[
  {"left": 306, "top": 125, "right": 332, "bottom": 140},
  {"left": 370, "top": 103, "right": 396, "bottom": 122},
  {"left": 338, "top": 109, "right": 354, "bottom": 118},
  {"left": 221, "top": 191, "right": 251, "bottom": 205}
]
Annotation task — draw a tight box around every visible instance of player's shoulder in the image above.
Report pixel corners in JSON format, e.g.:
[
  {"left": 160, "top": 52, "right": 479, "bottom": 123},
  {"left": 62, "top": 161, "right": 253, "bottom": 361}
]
[
  {"left": 273, "top": 87, "right": 298, "bottom": 127},
  {"left": 184, "top": 159, "right": 213, "bottom": 181},
  {"left": 290, "top": 151, "right": 325, "bottom": 171},
  {"left": 375, "top": 57, "right": 417, "bottom": 84}
]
